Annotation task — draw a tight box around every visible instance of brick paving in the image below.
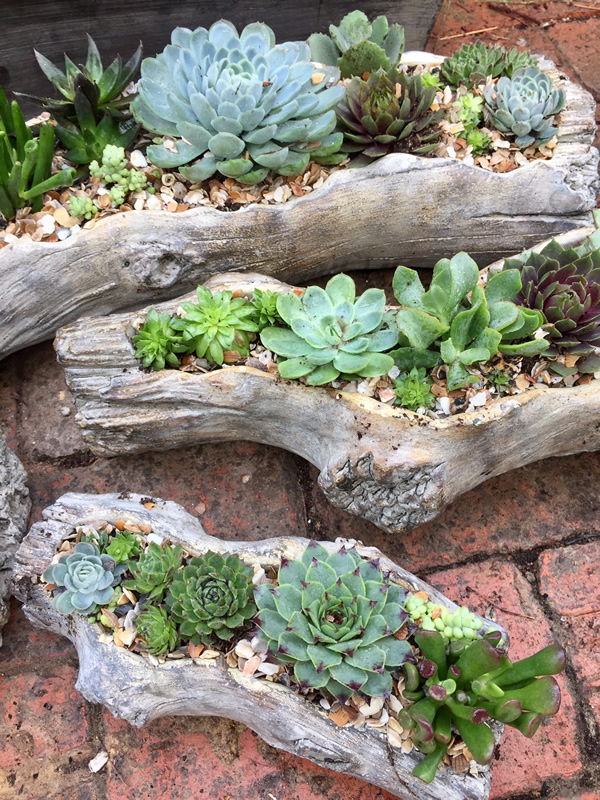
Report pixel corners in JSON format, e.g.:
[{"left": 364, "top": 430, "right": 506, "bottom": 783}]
[{"left": 1, "top": 2, "right": 600, "bottom": 798}]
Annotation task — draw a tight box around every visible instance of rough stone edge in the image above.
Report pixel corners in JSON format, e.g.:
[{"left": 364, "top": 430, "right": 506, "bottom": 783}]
[
  {"left": 13, "top": 491, "right": 505, "bottom": 800},
  {"left": 0, "top": 432, "right": 30, "bottom": 645}
]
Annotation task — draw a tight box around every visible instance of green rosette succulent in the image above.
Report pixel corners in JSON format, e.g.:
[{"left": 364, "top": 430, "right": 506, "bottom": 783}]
[
  {"left": 254, "top": 541, "right": 413, "bottom": 702},
  {"left": 136, "top": 606, "right": 178, "bottom": 655},
  {"left": 337, "top": 69, "right": 444, "bottom": 158},
  {"left": 133, "top": 307, "right": 187, "bottom": 371},
  {"left": 485, "top": 66, "right": 565, "bottom": 148},
  {"left": 260, "top": 273, "right": 398, "bottom": 385},
  {"left": 308, "top": 10, "right": 405, "bottom": 79},
  {"left": 394, "top": 367, "right": 435, "bottom": 411},
  {"left": 105, "top": 531, "right": 142, "bottom": 563},
  {"left": 132, "top": 20, "right": 346, "bottom": 184},
  {"left": 166, "top": 552, "right": 256, "bottom": 645},
  {"left": 170, "top": 287, "right": 260, "bottom": 365},
  {"left": 251, "top": 288, "right": 284, "bottom": 329},
  {"left": 401, "top": 634, "right": 565, "bottom": 783},
  {"left": 43, "top": 542, "right": 127, "bottom": 615},
  {"left": 123, "top": 541, "right": 183, "bottom": 602},
  {"left": 441, "top": 41, "right": 535, "bottom": 88}
]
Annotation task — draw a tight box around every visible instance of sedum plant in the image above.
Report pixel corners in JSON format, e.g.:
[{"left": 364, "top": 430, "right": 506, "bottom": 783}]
[
  {"left": 401, "top": 633, "right": 565, "bottom": 783},
  {"left": 43, "top": 542, "right": 126, "bottom": 615},
  {"left": 89, "top": 144, "right": 148, "bottom": 206},
  {"left": 485, "top": 66, "right": 565, "bottom": 148},
  {"left": 0, "top": 89, "right": 75, "bottom": 219},
  {"left": 260, "top": 273, "right": 398, "bottom": 385},
  {"left": 105, "top": 530, "right": 142, "bottom": 563},
  {"left": 136, "top": 606, "right": 178, "bottom": 655},
  {"left": 171, "top": 287, "right": 260, "bottom": 365},
  {"left": 133, "top": 307, "right": 187, "bottom": 371},
  {"left": 254, "top": 541, "right": 412, "bottom": 702},
  {"left": 124, "top": 541, "right": 183, "bottom": 602},
  {"left": 308, "top": 10, "right": 405, "bottom": 79},
  {"left": 338, "top": 69, "right": 444, "bottom": 158},
  {"left": 69, "top": 194, "right": 98, "bottom": 219},
  {"left": 405, "top": 594, "right": 484, "bottom": 644},
  {"left": 132, "top": 20, "right": 346, "bottom": 184},
  {"left": 166, "top": 552, "right": 256, "bottom": 645},
  {"left": 441, "top": 41, "right": 536, "bottom": 88},
  {"left": 393, "top": 367, "right": 435, "bottom": 411}
]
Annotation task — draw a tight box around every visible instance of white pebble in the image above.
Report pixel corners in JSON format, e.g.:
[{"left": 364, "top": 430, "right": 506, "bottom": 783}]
[
  {"left": 388, "top": 366, "right": 400, "bottom": 379},
  {"left": 130, "top": 149, "right": 147, "bottom": 168},
  {"left": 257, "top": 662, "right": 280, "bottom": 676},
  {"left": 60, "top": 406, "right": 71, "bottom": 416},
  {"left": 357, "top": 380, "right": 373, "bottom": 396},
  {"left": 235, "top": 640, "right": 256, "bottom": 660},
  {"left": 273, "top": 186, "right": 284, "bottom": 203},
  {"left": 437, "top": 396, "right": 451, "bottom": 415},
  {"left": 88, "top": 751, "right": 109, "bottom": 773},
  {"left": 146, "top": 194, "right": 162, "bottom": 211},
  {"left": 39, "top": 214, "right": 56, "bottom": 235},
  {"left": 388, "top": 694, "right": 403, "bottom": 713},
  {"left": 470, "top": 391, "right": 487, "bottom": 407},
  {"left": 251, "top": 636, "right": 269, "bottom": 654},
  {"left": 146, "top": 532, "right": 165, "bottom": 545},
  {"left": 56, "top": 227, "right": 71, "bottom": 240}
]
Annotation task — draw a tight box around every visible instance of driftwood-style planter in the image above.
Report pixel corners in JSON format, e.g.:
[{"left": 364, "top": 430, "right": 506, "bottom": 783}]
[
  {"left": 0, "top": 432, "right": 30, "bottom": 644},
  {"left": 1, "top": 56, "right": 597, "bottom": 361},
  {"left": 56, "top": 228, "right": 600, "bottom": 535},
  {"left": 13, "top": 491, "right": 506, "bottom": 800}
]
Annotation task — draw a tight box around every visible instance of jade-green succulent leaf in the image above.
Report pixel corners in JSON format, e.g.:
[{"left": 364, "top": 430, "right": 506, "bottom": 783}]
[
  {"left": 136, "top": 605, "right": 178, "bottom": 655},
  {"left": 123, "top": 541, "right": 183, "bottom": 602}
]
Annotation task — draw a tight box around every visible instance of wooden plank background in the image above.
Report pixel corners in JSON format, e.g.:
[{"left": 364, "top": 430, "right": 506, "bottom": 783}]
[{"left": 2, "top": 0, "right": 442, "bottom": 113}]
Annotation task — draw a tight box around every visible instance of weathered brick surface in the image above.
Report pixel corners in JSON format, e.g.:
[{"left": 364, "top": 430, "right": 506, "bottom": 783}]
[{"left": 0, "top": 600, "right": 75, "bottom": 676}]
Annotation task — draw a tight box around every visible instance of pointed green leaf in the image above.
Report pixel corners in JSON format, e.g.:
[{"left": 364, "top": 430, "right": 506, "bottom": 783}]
[{"left": 273, "top": 584, "right": 303, "bottom": 621}]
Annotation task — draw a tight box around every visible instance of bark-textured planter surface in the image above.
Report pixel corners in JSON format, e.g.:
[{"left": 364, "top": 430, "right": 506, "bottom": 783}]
[
  {"left": 56, "top": 228, "right": 600, "bottom": 535},
  {"left": 0, "top": 432, "right": 30, "bottom": 644},
  {"left": 13, "top": 491, "right": 506, "bottom": 800},
  {"left": 1, "top": 56, "right": 597, "bottom": 361}
]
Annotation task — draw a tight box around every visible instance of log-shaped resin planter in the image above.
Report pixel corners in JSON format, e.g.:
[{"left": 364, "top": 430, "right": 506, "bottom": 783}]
[
  {"left": 13, "top": 491, "right": 506, "bottom": 800},
  {"left": 1, "top": 56, "right": 598, "bottom": 361},
  {"left": 56, "top": 228, "right": 600, "bottom": 535}
]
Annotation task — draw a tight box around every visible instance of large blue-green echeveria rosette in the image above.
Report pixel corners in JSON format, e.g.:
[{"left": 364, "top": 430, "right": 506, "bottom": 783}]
[{"left": 132, "top": 20, "right": 346, "bottom": 184}]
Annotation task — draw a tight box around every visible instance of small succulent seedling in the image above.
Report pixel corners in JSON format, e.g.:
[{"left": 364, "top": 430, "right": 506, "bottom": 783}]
[
  {"left": 69, "top": 194, "right": 98, "bottom": 219},
  {"left": 260, "top": 273, "right": 398, "bottom": 385},
  {"left": 105, "top": 530, "right": 142, "bottom": 563},
  {"left": 254, "top": 541, "right": 412, "bottom": 702},
  {"left": 251, "top": 288, "right": 284, "bottom": 329},
  {"left": 466, "top": 128, "right": 491, "bottom": 156},
  {"left": 441, "top": 41, "right": 535, "bottom": 88},
  {"left": 123, "top": 541, "right": 183, "bottom": 602},
  {"left": 133, "top": 307, "right": 187, "bottom": 371},
  {"left": 453, "top": 92, "right": 484, "bottom": 133},
  {"left": 136, "top": 605, "right": 178, "bottom": 655},
  {"left": 393, "top": 367, "right": 435, "bottom": 411},
  {"left": 308, "top": 10, "right": 405, "bottom": 79}
]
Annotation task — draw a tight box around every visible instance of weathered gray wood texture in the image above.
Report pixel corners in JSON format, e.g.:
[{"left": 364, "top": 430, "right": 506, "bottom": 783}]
[
  {"left": 0, "top": 57, "right": 597, "bottom": 361},
  {"left": 56, "top": 229, "right": 600, "bottom": 535},
  {"left": 13, "top": 491, "right": 506, "bottom": 800},
  {"left": 0, "top": 433, "right": 30, "bottom": 645},
  {"left": 3, "top": 1, "right": 442, "bottom": 113}
]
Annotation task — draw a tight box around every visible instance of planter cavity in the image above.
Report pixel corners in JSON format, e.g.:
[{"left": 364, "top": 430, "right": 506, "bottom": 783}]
[
  {"left": 55, "top": 228, "right": 600, "bottom": 535},
  {"left": 13, "top": 491, "right": 506, "bottom": 800},
  {"left": 1, "top": 56, "right": 597, "bottom": 362}
]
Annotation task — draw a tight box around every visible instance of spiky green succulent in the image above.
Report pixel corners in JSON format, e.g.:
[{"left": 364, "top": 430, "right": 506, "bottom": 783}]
[
  {"left": 254, "top": 541, "right": 412, "bottom": 702},
  {"left": 105, "top": 531, "right": 142, "bottom": 563},
  {"left": 453, "top": 92, "right": 483, "bottom": 133},
  {"left": 394, "top": 367, "right": 435, "bottom": 411},
  {"left": 466, "top": 128, "right": 491, "bottom": 155},
  {"left": 501, "top": 230, "right": 600, "bottom": 371},
  {"left": 260, "top": 273, "right": 398, "bottom": 385},
  {"left": 391, "top": 253, "right": 548, "bottom": 389},
  {"left": 166, "top": 552, "right": 256, "bottom": 645},
  {"left": 133, "top": 307, "right": 186, "bottom": 371},
  {"left": 337, "top": 69, "right": 444, "bottom": 158},
  {"left": 405, "top": 594, "right": 484, "bottom": 644},
  {"left": 132, "top": 20, "right": 346, "bottom": 184},
  {"left": 485, "top": 66, "right": 565, "bottom": 148},
  {"left": 0, "top": 89, "right": 75, "bottom": 220},
  {"left": 401, "top": 634, "right": 565, "bottom": 783},
  {"left": 251, "top": 288, "right": 284, "bottom": 329},
  {"left": 441, "top": 41, "right": 536, "bottom": 88},
  {"left": 170, "top": 287, "right": 259, "bottom": 365},
  {"left": 123, "top": 541, "right": 183, "bottom": 602},
  {"left": 308, "top": 10, "right": 404, "bottom": 79},
  {"left": 43, "top": 542, "right": 127, "bottom": 615},
  {"left": 69, "top": 194, "right": 98, "bottom": 219},
  {"left": 136, "top": 605, "right": 178, "bottom": 655}
]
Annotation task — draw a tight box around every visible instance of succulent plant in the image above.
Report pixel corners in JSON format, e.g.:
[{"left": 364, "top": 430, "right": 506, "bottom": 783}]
[
  {"left": 251, "top": 288, "right": 284, "bottom": 329},
  {"left": 105, "top": 531, "right": 142, "bottom": 563},
  {"left": 254, "top": 541, "right": 412, "bottom": 702},
  {"left": 43, "top": 541, "right": 127, "bottom": 615},
  {"left": 420, "top": 71, "right": 442, "bottom": 91},
  {"left": 337, "top": 69, "right": 444, "bottom": 158},
  {"left": 124, "top": 541, "right": 183, "bottom": 602},
  {"left": 393, "top": 367, "right": 435, "bottom": 411},
  {"left": 391, "top": 253, "right": 548, "bottom": 389},
  {"left": 0, "top": 89, "right": 75, "bottom": 220},
  {"left": 401, "top": 634, "right": 565, "bottom": 783},
  {"left": 405, "top": 594, "right": 484, "bottom": 644},
  {"left": 89, "top": 144, "right": 147, "bottom": 196},
  {"left": 260, "top": 273, "right": 398, "bottom": 385},
  {"left": 133, "top": 307, "right": 187, "bottom": 371},
  {"left": 502, "top": 231, "right": 600, "bottom": 371},
  {"left": 441, "top": 41, "right": 536, "bottom": 88},
  {"left": 453, "top": 92, "right": 484, "bottom": 133},
  {"left": 466, "top": 128, "right": 491, "bottom": 155},
  {"left": 166, "top": 552, "right": 256, "bottom": 645},
  {"left": 136, "top": 606, "right": 178, "bottom": 655},
  {"left": 308, "top": 10, "right": 405, "bottom": 79},
  {"left": 132, "top": 20, "right": 346, "bottom": 184},
  {"left": 170, "top": 287, "right": 260, "bottom": 365},
  {"left": 68, "top": 194, "right": 98, "bottom": 219},
  {"left": 485, "top": 66, "right": 565, "bottom": 148}
]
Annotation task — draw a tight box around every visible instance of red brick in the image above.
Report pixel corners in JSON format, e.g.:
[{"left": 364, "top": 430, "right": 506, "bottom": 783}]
[
  {"left": 0, "top": 351, "right": 20, "bottom": 450},
  {"left": 539, "top": 540, "right": 600, "bottom": 617},
  {"left": 552, "top": 795, "right": 600, "bottom": 800},
  {"left": 0, "top": 665, "right": 88, "bottom": 768},
  {"left": 428, "top": 559, "right": 582, "bottom": 797},
  {"left": 0, "top": 599, "right": 75, "bottom": 676}
]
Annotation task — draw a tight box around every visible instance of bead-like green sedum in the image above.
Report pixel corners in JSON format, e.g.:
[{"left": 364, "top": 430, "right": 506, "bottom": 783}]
[
  {"left": 405, "top": 594, "right": 483, "bottom": 644},
  {"left": 123, "top": 541, "right": 183, "bottom": 602},
  {"left": 132, "top": 20, "right": 346, "bottom": 184},
  {"left": 254, "top": 541, "right": 412, "bottom": 702},
  {"left": 136, "top": 606, "right": 178, "bottom": 655},
  {"left": 485, "top": 66, "right": 565, "bottom": 148},
  {"left": 166, "top": 552, "right": 256, "bottom": 645},
  {"left": 43, "top": 542, "right": 127, "bottom": 615},
  {"left": 260, "top": 273, "right": 398, "bottom": 385}
]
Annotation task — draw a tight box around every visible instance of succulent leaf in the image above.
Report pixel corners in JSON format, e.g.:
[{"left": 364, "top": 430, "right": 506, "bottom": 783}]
[
  {"left": 123, "top": 541, "right": 183, "bottom": 602},
  {"left": 136, "top": 605, "right": 178, "bottom": 655},
  {"left": 441, "top": 41, "right": 536, "bottom": 88}
]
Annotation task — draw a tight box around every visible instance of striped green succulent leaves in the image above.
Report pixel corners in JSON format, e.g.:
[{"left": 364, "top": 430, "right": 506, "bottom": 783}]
[{"left": 260, "top": 273, "right": 398, "bottom": 385}]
